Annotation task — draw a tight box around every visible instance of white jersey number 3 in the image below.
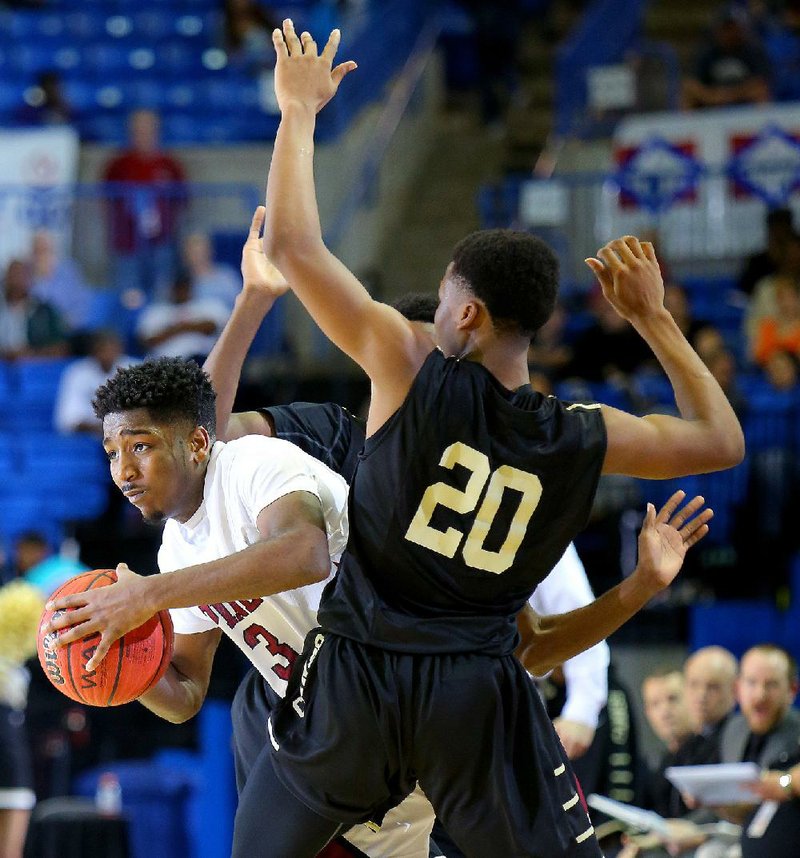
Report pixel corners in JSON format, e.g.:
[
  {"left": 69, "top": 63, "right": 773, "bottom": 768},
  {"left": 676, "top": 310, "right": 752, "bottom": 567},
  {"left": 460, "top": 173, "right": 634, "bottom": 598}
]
[{"left": 404, "top": 442, "right": 542, "bottom": 574}]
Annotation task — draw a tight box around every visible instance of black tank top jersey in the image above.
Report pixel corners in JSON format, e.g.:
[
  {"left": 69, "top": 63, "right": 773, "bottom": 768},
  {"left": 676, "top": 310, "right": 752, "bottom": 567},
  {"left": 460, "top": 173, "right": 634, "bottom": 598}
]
[
  {"left": 261, "top": 401, "right": 365, "bottom": 484},
  {"left": 318, "top": 349, "right": 608, "bottom": 656}
]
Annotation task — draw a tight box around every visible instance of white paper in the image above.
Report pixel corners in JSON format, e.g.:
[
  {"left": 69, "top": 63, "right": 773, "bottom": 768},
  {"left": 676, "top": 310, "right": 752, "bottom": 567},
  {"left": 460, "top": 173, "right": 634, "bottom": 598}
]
[
  {"left": 665, "top": 762, "right": 761, "bottom": 806},
  {"left": 586, "top": 794, "right": 671, "bottom": 835}
]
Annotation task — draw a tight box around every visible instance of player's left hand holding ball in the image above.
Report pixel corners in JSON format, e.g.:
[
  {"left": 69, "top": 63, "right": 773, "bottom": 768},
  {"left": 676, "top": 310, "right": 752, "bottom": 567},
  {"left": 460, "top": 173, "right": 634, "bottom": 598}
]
[{"left": 42, "top": 563, "right": 154, "bottom": 672}]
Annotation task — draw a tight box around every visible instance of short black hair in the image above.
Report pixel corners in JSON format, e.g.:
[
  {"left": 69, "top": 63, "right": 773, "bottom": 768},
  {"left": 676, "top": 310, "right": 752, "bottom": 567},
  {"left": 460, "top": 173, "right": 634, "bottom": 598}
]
[
  {"left": 391, "top": 292, "right": 438, "bottom": 324},
  {"left": 450, "top": 229, "right": 559, "bottom": 337},
  {"left": 93, "top": 357, "right": 216, "bottom": 437}
]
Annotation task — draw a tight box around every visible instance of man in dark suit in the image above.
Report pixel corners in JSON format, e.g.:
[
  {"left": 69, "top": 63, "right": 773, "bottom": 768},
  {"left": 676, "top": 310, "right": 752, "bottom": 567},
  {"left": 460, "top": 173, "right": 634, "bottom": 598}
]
[{"left": 635, "top": 645, "right": 800, "bottom": 856}]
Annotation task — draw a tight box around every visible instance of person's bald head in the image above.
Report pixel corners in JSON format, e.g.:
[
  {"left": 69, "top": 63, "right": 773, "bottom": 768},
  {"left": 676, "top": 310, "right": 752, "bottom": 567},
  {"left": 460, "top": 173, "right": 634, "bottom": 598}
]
[{"left": 684, "top": 646, "right": 738, "bottom": 732}]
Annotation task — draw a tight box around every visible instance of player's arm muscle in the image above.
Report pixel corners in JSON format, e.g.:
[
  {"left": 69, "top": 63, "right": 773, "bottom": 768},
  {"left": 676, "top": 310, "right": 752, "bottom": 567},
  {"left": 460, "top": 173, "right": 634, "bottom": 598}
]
[
  {"left": 263, "top": 102, "right": 430, "bottom": 426},
  {"left": 601, "top": 404, "right": 739, "bottom": 478},
  {"left": 138, "top": 628, "right": 222, "bottom": 723},
  {"left": 140, "top": 492, "right": 330, "bottom": 613}
]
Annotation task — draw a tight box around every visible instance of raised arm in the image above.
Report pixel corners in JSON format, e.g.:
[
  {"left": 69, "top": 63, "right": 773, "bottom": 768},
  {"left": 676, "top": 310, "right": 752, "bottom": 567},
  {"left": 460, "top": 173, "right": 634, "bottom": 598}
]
[
  {"left": 264, "top": 21, "right": 431, "bottom": 429},
  {"left": 203, "top": 207, "right": 289, "bottom": 440},
  {"left": 585, "top": 237, "right": 745, "bottom": 478},
  {"left": 516, "top": 491, "right": 711, "bottom": 675}
]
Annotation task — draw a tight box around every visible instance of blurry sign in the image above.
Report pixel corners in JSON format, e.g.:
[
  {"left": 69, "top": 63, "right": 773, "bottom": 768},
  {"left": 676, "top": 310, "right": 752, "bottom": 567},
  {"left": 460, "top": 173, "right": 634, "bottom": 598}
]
[
  {"left": 0, "top": 127, "right": 80, "bottom": 268},
  {"left": 587, "top": 64, "right": 637, "bottom": 111},
  {"left": 519, "top": 179, "right": 569, "bottom": 227}
]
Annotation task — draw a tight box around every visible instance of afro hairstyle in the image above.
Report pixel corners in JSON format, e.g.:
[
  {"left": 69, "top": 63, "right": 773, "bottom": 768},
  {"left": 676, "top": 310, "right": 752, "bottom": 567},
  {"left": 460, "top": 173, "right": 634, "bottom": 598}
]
[
  {"left": 93, "top": 357, "right": 216, "bottom": 437},
  {"left": 450, "top": 229, "right": 559, "bottom": 337}
]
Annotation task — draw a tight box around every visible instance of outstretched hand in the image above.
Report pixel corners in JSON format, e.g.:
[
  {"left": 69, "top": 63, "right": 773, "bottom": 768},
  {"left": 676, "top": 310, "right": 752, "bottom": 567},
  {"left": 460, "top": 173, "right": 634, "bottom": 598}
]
[
  {"left": 241, "top": 206, "right": 289, "bottom": 299},
  {"left": 636, "top": 491, "right": 713, "bottom": 595},
  {"left": 42, "top": 563, "right": 156, "bottom": 672},
  {"left": 585, "top": 236, "right": 665, "bottom": 323},
  {"left": 272, "top": 19, "right": 357, "bottom": 115}
]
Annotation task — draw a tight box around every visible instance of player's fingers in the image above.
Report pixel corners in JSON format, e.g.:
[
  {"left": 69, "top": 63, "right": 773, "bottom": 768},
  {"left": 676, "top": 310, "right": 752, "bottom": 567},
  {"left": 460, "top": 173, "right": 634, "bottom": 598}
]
[
  {"left": 282, "top": 18, "right": 302, "bottom": 56},
  {"left": 115, "top": 562, "right": 134, "bottom": 580},
  {"left": 610, "top": 236, "right": 638, "bottom": 266},
  {"left": 597, "top": 245, "right": 622, "bottom": 272},
  {"left": 272, "top": 27, "right": 288, "bottom": 59},
  {"left": 683, "top": 521, "right": 710, "bottom": 549},
  {"left": 331, "top": 61, "right": 357, "bottom": 87},
  {"left": 248, "top": 206, "right": 266, "bottom": 239},
  {"left": 671, "top": 494, "right": 705, "bottom": 528},
  {"left": 45, "top": 605, "right": 93, "bottom": 633},
  {"left": 45, "top": 592, "right": 88, "bottom": 613},
  {"left": 680, "top": 507, "right": 713, "bottom": 541},
  {"left": 300, "top": 31, "right": 317, "bottom": 56},
  {"left": 665, "top": 494, "right": 704, "bottom": 530},
  {"left": 584, "top": 257, "right": 607, "bottom": 278},
  {"left": 51, "top": 620, "right": 99, "bottom": 648},
  {"left": 641, "top": 240, "right": 657, "bottom": 263},
  {"left": 655, "top": 490, "right": 686, "bottom": 524},
  {"left": 320, "top": 28, "right": 341, "bottom": 64},
  {"left": 86, "top": 637, "right": 112, "bottom": 673},
  {"left": 643, "top": 501, "right": 656, "bottom": 529},
  {"left": 622, "top": 235, "right": 644, "bottom": 259}
]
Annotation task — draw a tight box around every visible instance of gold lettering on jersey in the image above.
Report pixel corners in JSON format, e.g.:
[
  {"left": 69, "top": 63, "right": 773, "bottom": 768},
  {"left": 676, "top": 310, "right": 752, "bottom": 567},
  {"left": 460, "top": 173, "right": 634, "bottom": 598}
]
[
  {"left": 405, "top": 443, "right": 543, "bottom": 575},
  {"left": 405, "top": 442, "right": 490, "bottom": 558},
  {"left": 462, "top": 465, "right": 542, "bottom": 574}
]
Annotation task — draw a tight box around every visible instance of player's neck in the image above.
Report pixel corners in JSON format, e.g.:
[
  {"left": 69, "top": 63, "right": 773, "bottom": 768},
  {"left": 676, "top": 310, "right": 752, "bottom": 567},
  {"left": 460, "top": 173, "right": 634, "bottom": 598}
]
[
  {"left": 464, "top": 333, "right": 531, "bottom": 391},
  {"left": 172, "top": 466, "right": 209, "bottom": 524}
]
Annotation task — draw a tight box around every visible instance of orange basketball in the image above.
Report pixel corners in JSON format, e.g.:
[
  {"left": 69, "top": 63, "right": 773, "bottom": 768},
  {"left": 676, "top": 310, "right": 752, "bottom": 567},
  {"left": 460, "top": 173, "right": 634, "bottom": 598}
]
[{"left": 37, "top": 570, "right": 173, "bottom": 706}]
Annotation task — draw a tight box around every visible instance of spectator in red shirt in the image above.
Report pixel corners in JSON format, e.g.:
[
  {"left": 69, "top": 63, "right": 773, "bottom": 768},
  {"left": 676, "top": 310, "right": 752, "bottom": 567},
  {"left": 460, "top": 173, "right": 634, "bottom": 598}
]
[{"left": 103, "top": 109, "right": 187, "bottom": 299}]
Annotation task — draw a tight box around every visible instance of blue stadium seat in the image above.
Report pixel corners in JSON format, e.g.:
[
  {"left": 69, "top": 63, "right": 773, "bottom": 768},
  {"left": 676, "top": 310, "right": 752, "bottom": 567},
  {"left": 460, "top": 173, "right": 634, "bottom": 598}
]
[
  {"left": 19, "top": 433, "right": 108, "bottom": 485},
  {"left": 742, "top": 385, "right": 800, "bottom": 452},
  {"left": 79, "top": 113, "right": 128, "bottom": 145},
  {"left": 11, "top": 359, "right": 75, "bottom": 433},
  {"left": 64, "top": 11, "right": 108, "bottom": 40},
  {"left": 0, "top": 494, "right": 64, "bottom": 551},
  {"left": 689, "top": 601, "right": 782, "bottom": 658},
  {"left": 75, "top": 762, "right": 198, "bottom": 858}
]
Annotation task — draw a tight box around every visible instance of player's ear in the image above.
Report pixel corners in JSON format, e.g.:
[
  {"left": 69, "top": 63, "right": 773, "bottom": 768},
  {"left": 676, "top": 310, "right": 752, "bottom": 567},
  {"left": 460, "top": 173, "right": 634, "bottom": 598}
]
[
  {"left": 456, "top": 299, "right": 482, "bottom": 331},
  {"left": 189, "top": 426, "right": 212, "bottom": 463}
]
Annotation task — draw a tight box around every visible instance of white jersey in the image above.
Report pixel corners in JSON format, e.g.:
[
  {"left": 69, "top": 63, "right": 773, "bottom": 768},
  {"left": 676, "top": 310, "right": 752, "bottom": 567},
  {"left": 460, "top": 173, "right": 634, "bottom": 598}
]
[
  {"left": 161, "top": 437, "right": 348, "bottom": 697},
  {"left": 160, "top": 435, "right": 435, "bottom": 858}
]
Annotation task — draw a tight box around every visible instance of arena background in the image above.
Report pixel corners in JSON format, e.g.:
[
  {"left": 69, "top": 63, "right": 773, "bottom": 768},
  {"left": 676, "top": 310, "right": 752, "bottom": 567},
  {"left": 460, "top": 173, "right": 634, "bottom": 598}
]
[{"left": 1, "top": 0, "right": 799, "bottom": 854}]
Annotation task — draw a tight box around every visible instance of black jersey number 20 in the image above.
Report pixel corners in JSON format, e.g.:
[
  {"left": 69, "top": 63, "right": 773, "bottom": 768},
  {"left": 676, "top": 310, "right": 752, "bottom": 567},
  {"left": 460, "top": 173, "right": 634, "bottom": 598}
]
[{"left": 404, "top": 442, "right": 542, "bottom": 574}]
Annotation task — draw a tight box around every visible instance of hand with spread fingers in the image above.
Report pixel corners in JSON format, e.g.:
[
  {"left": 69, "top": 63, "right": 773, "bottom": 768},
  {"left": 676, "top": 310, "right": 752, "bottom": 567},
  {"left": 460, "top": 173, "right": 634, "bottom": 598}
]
[
  {"left": 271, "top": 18, "right": 357, "bottom": 114},
  {"left": 241, "top": 206, "right": 289, "bottom": 299},
  {"left": 634, "top": 491, "right": 713, "bottom": 598},
  {"left": 585, "top": 236, "right": 666, "bottom": 323},
  {"left": 41, "top": 563, "right": 155, "bottom": 673}
]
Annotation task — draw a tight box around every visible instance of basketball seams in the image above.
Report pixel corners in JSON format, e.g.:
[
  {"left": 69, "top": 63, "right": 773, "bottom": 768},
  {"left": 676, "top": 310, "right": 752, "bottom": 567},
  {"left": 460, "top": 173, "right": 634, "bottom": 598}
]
[{"left": 64, "top": 636, "right": 89, "bottom": 704}]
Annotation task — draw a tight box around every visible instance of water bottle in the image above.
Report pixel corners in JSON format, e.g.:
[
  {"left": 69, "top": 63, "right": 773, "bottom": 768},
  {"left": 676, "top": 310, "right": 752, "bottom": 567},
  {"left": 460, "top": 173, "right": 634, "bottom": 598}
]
[{"left": 95, "top": 772, "right": 122, "bottom": 816}]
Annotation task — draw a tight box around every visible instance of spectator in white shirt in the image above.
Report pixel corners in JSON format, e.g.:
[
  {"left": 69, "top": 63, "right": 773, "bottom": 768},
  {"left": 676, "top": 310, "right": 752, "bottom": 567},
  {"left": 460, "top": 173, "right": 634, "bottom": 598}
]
[
  {"left": 136, "top": 272, "right": 229, "bottom": 361},
  {"left": 55, "top": 330, "right": 135, "bottom": 434},
  {"left": 531, "top": 542, "right": 611, "bottom": 760}
]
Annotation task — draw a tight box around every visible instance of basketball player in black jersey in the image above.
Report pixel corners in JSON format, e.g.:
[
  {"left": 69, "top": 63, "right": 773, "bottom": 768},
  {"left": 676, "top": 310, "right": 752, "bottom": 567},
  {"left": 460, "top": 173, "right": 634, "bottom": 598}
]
[{"left": 229, "top": 20, "right": 746, "bottom": 858}]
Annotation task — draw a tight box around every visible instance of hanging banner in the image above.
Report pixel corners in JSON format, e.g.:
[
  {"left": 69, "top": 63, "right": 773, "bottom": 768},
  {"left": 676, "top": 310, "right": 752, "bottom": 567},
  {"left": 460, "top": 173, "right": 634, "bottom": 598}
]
[
  {"left": 0, "top": 127, "right": 80, "bottom": 269},
  {"left": 603, "top": 104, "right": 800, "bottom": 261}
]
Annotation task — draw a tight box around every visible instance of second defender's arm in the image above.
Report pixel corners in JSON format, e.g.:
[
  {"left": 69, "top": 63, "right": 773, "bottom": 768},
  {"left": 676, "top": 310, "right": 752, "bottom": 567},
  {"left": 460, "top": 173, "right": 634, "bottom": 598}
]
[
  {"left": 203, "top": 207, "right": 288, "bottom": 440},
  {"left": 516, "top": 492, "right": 710, "bottom": 674},
  {"left": 138, "top": 628, "right": 222, "bottom": 723}
]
